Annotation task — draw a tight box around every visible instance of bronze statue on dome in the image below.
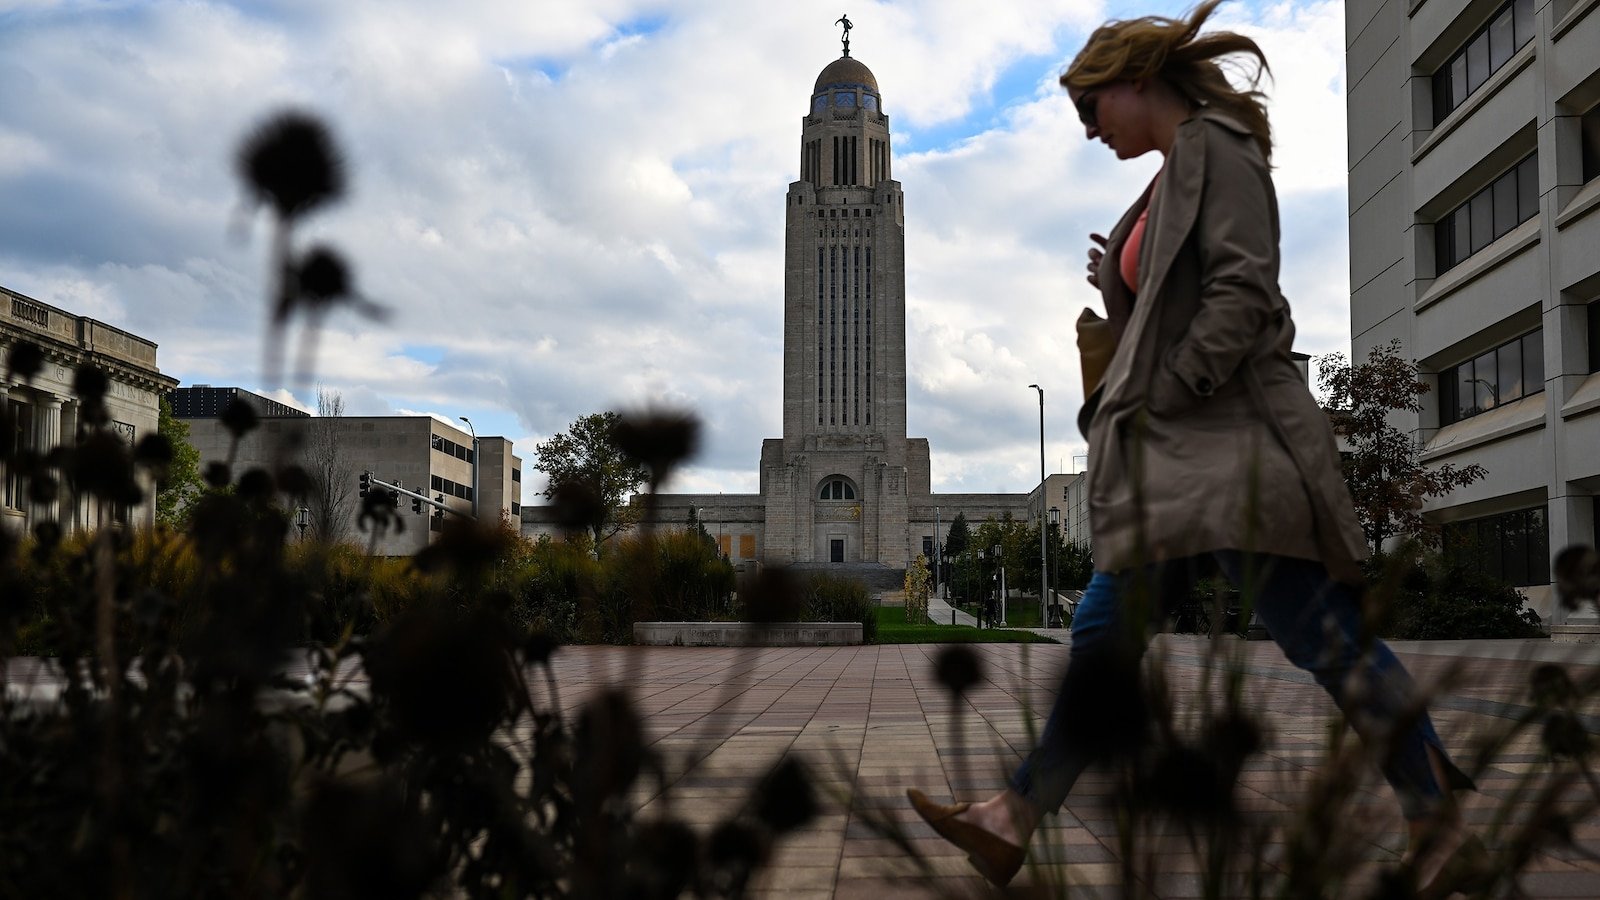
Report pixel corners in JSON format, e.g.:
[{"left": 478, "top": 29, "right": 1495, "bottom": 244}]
[{"left": 836, "top": 14, "right": 853, "bottom": 57}]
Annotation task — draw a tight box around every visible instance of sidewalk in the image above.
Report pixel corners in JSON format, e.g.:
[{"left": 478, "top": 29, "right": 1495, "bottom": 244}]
[
  {"left": 923, "top": 590, "right": 977, "bottom": 627},
  {"left": 550, "top": 639, "right": 1600, "bottom": 898}
]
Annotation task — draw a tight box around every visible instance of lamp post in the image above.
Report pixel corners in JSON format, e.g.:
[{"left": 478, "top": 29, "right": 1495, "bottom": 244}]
[
  {"left": 295, "top": 506, "right": 310, "bottom": 542},
  {"left": 459, "top": 416, "right": 478, "bottom": 520},
  {"left": 1028, "top": 384, "right": 1046, "bottom": 629},
  {"left": 993, "top": 542, "right": 1007, "bottom": 627}
]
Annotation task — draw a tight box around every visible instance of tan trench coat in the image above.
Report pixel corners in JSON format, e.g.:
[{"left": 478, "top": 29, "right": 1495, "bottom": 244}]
[{"left": 1083, "top": 109, "right": 1369, "bottom": 584}]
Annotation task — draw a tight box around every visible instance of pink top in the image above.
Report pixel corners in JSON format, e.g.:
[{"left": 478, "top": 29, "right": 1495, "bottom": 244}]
[
  {"left": 1119, "top": 208, "right": 1149, "bottom": 295},
  {"left": 1119, "top": 172, "right": 1162, "bottom": 295}
]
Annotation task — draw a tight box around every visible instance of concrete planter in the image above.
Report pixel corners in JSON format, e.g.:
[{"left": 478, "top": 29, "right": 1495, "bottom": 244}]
[{"left": 633, "top": 622, "right": 863, "bottom": 647}]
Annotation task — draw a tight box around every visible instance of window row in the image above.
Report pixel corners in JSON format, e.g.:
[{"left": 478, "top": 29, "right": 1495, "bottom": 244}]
[
  {"left": 431, "top": 433, "right": 474, "bottom": 463},
  {"left": 1439, "top": 329, "right": 1543, "bottom": 425},
  {"left": 1432, "top": 0, "right": 1533, "bottom": 125},
  {"left": 1442, "top": 506, "right": 1549, "bottom": 587},
  {"left": 1435, "top": 154, "right": 1537, "bottom": 274},
  {"left": 429, "top": 473, "right": 474, "bottom": 502}
]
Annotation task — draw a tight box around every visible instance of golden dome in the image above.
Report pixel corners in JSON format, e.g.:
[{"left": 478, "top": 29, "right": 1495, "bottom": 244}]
[{"left": 814, "top": 57, "right": 878, "bottom": 93}]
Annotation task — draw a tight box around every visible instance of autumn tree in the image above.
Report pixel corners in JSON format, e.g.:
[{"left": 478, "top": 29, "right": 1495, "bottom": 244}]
[
  {"left": 1317, "top": 340, "right": 1487, "bottom": 554},
  {"left": 533, "top": 411, "right": 648, "bottom": 549},
  {"left": 306, "top": 387, "right": 355, "bottom": 543}
]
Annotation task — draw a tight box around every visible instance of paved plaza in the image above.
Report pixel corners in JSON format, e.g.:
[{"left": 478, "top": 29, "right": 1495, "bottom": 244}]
[{"left": 547, "top": 638, "right": 1600, "bottom": 899}]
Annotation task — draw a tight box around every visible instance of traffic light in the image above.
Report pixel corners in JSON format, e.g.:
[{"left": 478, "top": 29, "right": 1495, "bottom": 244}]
[
  {"left": 412, "top": 487, "right": 423, "bottom": 515},
  {"left": 388, "top": 488, "right": 400, "bottom": 507},
  {"left": 434, "top": 494, "right": 445, "bottom": 519},
  {"left": 359, "top": 471, "right": 370, "bottom": 498}
]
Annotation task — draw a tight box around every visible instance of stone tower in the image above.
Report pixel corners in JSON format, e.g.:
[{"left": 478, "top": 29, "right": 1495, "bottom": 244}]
[{"left": 760, "top": 49, "right": 930, "bottom": 567}]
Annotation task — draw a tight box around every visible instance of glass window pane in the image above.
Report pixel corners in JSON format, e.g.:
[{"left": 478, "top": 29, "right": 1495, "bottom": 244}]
[
  {"left": 1583, "top": 105, "right": 1600, "bottom": 183},
  {"left": 1434, "top": 71, "right": 1453, "bottom": 124},
  {"left": 1518, "top": 156, "right": 1539, "bottom": 222},
  {"left": 1514, "top": 0, "right": 1534, "bottom": 47},
  {"left": 1493, "top": 172, "right": 1518, "bottom": 239},
  {"left": 1470, "top": 190, "right": 1494, "bottom": 253},
  {"left": 1453, "top": 208, "right": 1472, "bottom": 265},
  {"left": 1530, "top": 506, "right": 1550, "bottom": 583},
  {"left": 1490, "top": 9, "right": 1515, "bottom": 71},
  {"left": 1498, "top": 337, "right": 1523, "bottom": 401},
  {"left": 1466, "top": 33, "right": 1490, "bottom": 93},
  {"left": 1503, "top": 511, "right": 1529, "bottom": 585},
  {"left": 1436, "top": 216, "right": 1455, "bottom": 274},
  {"left": 1523, "top": 331, "right": 1545, "bottom": 393},
  {"left": 1588, "top": 301, "right": 1600, "bottom": 373},
  {"left": 1474, "top": 350, "right": 1499, "bottom": 410},
  {"left": 1483, "top": 518, "right": 1504, "bottom": 581},
  {"left": 1451, "top": 55, "right": 1469, "bottom": 108},
  {"left": 1455, "top": 361, "right": 1476, "bottom": 420}
]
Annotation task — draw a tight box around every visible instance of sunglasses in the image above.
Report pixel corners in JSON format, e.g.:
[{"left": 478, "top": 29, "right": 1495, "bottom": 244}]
[{"left": 1075, "top": 90, "right": 1101, "bottom": 129}]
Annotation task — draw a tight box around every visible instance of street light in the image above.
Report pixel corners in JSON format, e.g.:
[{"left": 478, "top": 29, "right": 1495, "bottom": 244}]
[
  {"left": 295, "top": 506, "right": 310, "bottom": 542},
  {"left": 993, "top": 542, "right": 1006, "bottom": 627},
  {"left": 1029, "top": 384, "right": 1046, "bottom": 629},
  {"left": 459, "top": 416, "right": 478, "bottom": 520}
]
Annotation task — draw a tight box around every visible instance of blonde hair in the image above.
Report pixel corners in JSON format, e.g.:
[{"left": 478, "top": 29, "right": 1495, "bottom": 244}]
[{"left": 1061, "top": 0, "right": 1273, "bottom": 164}]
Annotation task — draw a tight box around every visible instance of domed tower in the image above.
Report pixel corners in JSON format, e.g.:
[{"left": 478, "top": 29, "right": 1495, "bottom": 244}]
[{"left": 761, "top": 39, "right": 921, "bottom": 567}]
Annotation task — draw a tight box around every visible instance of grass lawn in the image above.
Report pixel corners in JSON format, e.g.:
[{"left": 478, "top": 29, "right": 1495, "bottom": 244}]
[{"left": 874, "top": 606, "right": 1058, "bottom": 644}]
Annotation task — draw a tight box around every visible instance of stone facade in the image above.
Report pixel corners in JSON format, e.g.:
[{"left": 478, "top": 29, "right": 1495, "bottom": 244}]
[
  {"left": 598, "top": 52, "right": 1032, "bottom": 571},
  {"left": 2, "top": 284, "right": 177, "bottom": 537}
]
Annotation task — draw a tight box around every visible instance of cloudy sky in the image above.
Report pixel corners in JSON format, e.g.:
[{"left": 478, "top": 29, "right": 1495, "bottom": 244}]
[{"left": 0, "top": 0, "right": 1350, "bottom": 502}]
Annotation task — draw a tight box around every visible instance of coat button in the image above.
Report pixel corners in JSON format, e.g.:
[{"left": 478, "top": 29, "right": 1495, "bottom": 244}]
[{"left": 1196, "top": 377, "right": 1214, "bottom": 395}]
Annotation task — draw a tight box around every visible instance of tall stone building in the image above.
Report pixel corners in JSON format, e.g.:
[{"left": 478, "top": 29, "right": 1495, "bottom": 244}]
[
  {"left": 760, "top": 52, "right": 922, "bottom": 565},
  {"left": 525, "top": 45, "right": 1031, "bottom": 573}
]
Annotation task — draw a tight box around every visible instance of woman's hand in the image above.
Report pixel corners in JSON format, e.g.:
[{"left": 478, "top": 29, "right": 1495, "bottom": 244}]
[{"left": 1086, "top": 233, "right": 1109, "bottom": 288}]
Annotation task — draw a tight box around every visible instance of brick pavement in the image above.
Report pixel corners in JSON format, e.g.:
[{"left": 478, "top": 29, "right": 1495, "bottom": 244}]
[{"left": 544, "top": 638, "right": 1600, "bottom": 899}]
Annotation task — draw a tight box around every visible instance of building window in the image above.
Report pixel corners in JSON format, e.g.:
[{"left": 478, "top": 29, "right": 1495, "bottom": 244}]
[
  {"left": 1432, "top": 0, "right": 1534, "bottom": 125},
  {"left": 1435, "top": 155, "right": 1537, "bottom": 274},
  {"left": 1443, "top": 506, "right": 1549, "bottom": 586},
  {"left": 1583, "top": 103, "right": 1600, "bottom": 185},
  {"left": 511, "top": 502, "right": 521, "bottom": 516},
  {"left": 511, "top": 468, "right": 521, "bottom": 483},
  {"left": 818, "top": 478, "right": 856, "bottom": 500},
  {"left": 1440, "top": 330, "right": 1543, "bottom": 424},
  {"left": 1588, "top": 300, "right": 1600, "bottom": 373}
]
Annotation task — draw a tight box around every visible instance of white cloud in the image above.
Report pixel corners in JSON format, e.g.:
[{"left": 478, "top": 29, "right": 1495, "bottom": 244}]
[{"left": 0, "top": 0, "right": 1349, "bottom": 497}]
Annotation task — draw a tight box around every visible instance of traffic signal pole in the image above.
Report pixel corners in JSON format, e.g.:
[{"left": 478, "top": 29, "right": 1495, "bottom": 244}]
[{"left": 360, "top": 472, "right": 474, "bottom": 519}]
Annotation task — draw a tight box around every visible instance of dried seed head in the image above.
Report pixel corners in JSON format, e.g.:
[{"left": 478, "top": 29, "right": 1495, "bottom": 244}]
[
  {"left": 6, "top": 341, "right": 43, "bottom": 383},
  {"left": 237, "top": 110, "right": 345, "bottom": 221}
]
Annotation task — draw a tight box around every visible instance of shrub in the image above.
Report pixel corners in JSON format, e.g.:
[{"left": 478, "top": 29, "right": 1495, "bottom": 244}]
[
  {"left": 803, "top": 572, "right": 877, "bottom": 643},
  {"left": 1372, "top": 552, "right": 1544, "bottom": 640}
]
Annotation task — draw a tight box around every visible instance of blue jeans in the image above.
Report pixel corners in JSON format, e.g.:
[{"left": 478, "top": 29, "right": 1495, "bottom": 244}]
[{"left": 1009, "top": 552, "right": 1459, "bottom": 821}]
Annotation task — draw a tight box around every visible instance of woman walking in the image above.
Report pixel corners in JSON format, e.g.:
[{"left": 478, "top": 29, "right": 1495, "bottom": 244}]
[{"left": 909, "top": 2, "right": 1481, "bottom": 892}]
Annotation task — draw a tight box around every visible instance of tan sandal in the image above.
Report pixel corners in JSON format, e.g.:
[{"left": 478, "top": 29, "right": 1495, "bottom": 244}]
[{"left": 906, "top": 788, "right": 1026, "bottom": 886}]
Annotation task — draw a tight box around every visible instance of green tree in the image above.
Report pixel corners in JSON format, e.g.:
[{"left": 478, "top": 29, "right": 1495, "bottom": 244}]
[
  {"left": 155, "top": 397, "right": 204, "bottom": 527},
  {"left": 944, "top": 512, "right": 970, "bottom": 558},
  {"left": 1318, "top": 341, "right": 1488, "bottom": 554},
  {"left": 533, "top": 411, "right": 648, "bottom": 549}
]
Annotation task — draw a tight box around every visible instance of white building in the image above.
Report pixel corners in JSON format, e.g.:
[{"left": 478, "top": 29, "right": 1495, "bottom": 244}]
[{"left": 1345, "top": 0, "right": 1600, "bottom": 625}]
